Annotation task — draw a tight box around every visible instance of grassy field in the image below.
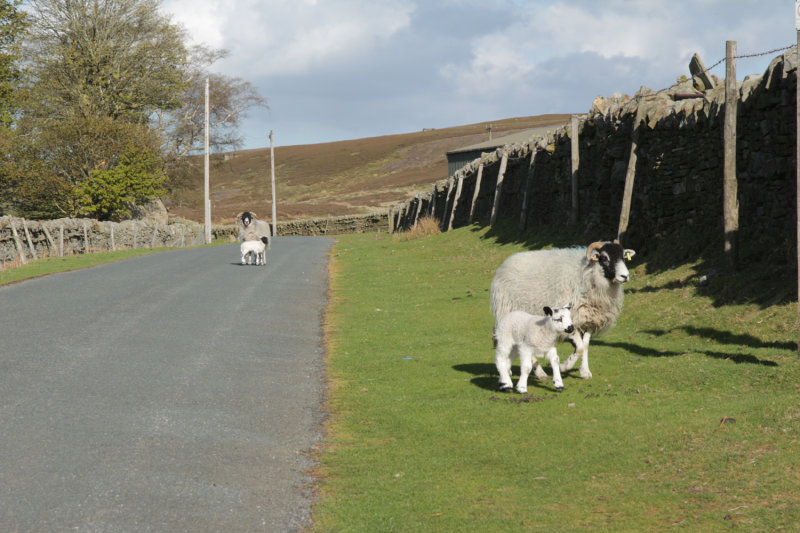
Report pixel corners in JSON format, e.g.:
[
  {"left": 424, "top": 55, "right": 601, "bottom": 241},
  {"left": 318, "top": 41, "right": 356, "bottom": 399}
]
[{"left": 315, "top": 223, "right": 799, "bottom": 531}]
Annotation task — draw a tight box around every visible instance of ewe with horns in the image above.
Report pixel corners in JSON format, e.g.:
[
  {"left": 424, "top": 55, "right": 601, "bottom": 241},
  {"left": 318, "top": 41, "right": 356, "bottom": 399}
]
[{"left": 490, "top": 240, "right": 635, "bottom": 385}]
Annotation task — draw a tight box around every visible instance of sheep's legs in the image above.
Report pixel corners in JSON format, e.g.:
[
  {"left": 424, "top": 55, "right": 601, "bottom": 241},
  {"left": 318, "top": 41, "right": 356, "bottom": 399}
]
[
  {"left": 560, "top": 331, "right": 592, "bottom": 379},
  {"left": 495, "top": 343, "right": 514, "bottom": 391},
  {"left": 546, "top": 347, "right": 564, "bottom": 391},
  {"left": 515, "top": 346, "right": 534, "bottom": 394}
]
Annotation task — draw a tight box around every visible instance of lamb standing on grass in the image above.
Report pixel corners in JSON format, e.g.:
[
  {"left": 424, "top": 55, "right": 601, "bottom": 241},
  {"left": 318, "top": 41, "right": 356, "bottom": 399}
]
[
  {"left": 241, "top": 239, "right": 266, "bottom": 265},
  {"left": 493, "top": 304, "right": 574, "bottom": 393}
]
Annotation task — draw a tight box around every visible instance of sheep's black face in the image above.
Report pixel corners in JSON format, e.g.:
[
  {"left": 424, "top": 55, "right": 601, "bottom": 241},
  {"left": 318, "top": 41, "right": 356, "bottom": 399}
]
[
  {"left": 241, "top": 212, "right": 253, "bottom": 227},
  {"left": 591, "top": 242, "right": 636, "bottom": 283}
]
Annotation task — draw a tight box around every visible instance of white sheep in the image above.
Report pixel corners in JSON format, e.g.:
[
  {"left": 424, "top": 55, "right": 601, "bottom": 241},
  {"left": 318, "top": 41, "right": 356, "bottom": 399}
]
[
  {"left": 236, "top": 211, "right": 272, "bottom": 249},
  {"left": 240, "top": 239, "right": 266, "bottom": 265},
  {"left": 493, "top": 304, "right": 575, "bottom": 393},
  {"left": 490, "top": 240, "right": 635, "bottom": 382}
]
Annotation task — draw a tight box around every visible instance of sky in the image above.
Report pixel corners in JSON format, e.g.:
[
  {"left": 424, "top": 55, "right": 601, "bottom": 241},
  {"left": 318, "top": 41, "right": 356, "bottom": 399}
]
[{"left": 161, "top": 0, "right": 795, "bottom": 150}]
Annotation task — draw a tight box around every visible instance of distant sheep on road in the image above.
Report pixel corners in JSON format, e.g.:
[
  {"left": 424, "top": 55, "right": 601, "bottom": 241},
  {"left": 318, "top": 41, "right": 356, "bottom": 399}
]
[
  {"left": 236, "top": 211, "right": 272, "bottom": 249},
  {"left": 241, "top": 239, "right": 267, "bottom": 265}
]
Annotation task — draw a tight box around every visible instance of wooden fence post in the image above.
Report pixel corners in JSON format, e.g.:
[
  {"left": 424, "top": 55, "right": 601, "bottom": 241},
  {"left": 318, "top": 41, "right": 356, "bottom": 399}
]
[
  {"left": 519, "top": 144, "right": 538, "bottom": 235},
  {"left": 442, "top": 178, "right": 455, "bottom": 230},
  {"left": 82, "top": 222, "right": 90, "bottom": 253},
  {"left": 570, "top": 115, "right": 580, "bottom": 224},
  {"left": 448, "top": 176, "right": 464, "bottom": 231},
  {"left": 617, "top": 98, "right": 647, "bottom": 242},
  {"left": 59, "top": 225, "right": 64, "bottom": 257},
  {"left": 22, "top": 219, "right": 37, "bottom": 261},
  {"left": 469, "top": 163, "right": 484, "bottom": 224},
  {"left": 110, "top": 225, "right": 116, "bottom": 251},
  {"left": 490, "top": 152, "right": 509, "bottom": 226},
  {"left": 429, "top": 184, "right": 437, "bottom": 219},
  {"left": 42, "top": 223, "right": 56, "bottom": 256},
  {"left": 723, "top": 39, "right": 739, "bottom": 271},
  {"left": 10, "top": 218, "right": 27, "bottom": 265},
  {"left": 796, "top": 25, "right": 800, "bottom": 356}
]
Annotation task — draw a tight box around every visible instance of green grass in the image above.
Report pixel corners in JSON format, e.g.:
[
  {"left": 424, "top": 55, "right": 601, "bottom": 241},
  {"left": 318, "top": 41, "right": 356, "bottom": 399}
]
[{"left": 315, "top": 224, "right": 800, "bottom": 531}]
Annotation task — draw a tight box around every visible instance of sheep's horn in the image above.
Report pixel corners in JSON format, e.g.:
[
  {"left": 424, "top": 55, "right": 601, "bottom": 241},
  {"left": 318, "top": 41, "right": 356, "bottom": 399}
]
[{"left": 586, "top": 241, "right": 606, "bottom": 261}]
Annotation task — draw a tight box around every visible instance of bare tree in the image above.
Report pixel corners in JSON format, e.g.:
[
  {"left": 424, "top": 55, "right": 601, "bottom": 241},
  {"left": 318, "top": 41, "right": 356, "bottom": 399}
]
[{"left": 157, "top": 45, "right": 268, "bottom": 160}]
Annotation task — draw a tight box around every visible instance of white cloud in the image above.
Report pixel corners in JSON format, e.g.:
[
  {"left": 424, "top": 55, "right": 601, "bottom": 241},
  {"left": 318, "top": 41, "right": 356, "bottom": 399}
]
[{"left": 163, "top": 0, "right": 416, "bottom": 76}]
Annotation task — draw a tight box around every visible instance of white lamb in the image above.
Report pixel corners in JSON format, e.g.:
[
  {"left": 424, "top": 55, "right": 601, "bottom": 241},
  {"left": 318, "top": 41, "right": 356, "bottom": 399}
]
[
  {"left": 240, "top": 239, "right": 266, "bottom": 265},
  {"left": 493, "top": 304, "right": 574, "bottom": 394}
]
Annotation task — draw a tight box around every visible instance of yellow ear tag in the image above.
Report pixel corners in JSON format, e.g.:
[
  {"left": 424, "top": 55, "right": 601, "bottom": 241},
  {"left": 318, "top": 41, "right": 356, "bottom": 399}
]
[{"left": 626, "top": 252, "right": 632, "bottom": 261}]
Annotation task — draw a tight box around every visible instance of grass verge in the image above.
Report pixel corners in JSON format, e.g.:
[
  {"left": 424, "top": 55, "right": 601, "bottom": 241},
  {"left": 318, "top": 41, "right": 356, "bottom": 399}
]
[{"left": 315, "top": 224, "right": 799, "bottom": 531}]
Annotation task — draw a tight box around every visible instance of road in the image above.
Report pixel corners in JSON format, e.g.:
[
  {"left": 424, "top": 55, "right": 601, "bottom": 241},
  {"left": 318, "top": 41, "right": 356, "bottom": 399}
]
[{"left": 0, "top": 237, "right": 334, "bottom": 532}]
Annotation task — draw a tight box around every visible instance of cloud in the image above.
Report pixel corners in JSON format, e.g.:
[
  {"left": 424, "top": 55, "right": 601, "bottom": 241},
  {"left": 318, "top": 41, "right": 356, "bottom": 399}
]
[{"left": 163, "top": 0, "right": 416, "bottom": 77}]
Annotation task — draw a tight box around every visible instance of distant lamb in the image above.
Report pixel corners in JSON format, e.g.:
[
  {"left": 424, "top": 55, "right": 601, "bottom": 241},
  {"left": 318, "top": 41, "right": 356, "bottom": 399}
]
[
  {"left": 236, "top": 211, "right": 272, "bottom": 249},
  {"left": 490, "top": 240, "right": 635, "bottom": 382},
  {"left": 493, "top": 304, "right": 574, "bottom": 393},
  {"left": 241, "top": 239, "right": 266, "bottom": 266}
]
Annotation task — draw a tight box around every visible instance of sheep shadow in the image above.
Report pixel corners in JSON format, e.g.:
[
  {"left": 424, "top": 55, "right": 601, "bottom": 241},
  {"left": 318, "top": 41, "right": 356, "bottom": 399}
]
[
  {"left": 593, "top": 336, "right": 780, "bottom": 367},
  {"left": 452, "top": 363, "right": 563, "bottom": 393}
]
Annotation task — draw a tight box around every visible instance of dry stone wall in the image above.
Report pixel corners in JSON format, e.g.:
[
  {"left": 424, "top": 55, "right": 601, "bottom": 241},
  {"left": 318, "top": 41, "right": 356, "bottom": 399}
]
[
  {"left": 0, "top": 211, "right": 389, "bottom": 265},
  {"left": 391, "top": 49, "right": 798, "bottom": 263}
]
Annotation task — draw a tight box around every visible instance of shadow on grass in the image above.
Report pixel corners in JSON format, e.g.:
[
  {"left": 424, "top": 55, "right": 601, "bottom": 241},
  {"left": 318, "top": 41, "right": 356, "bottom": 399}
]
[
  {"left": 595, "top": 335, "right": 781, "bottom": 367},
  {"left": 453, "top": 363, "right": 562, "bottom": 393},
  {"left": 645, "top": 325, "right": 797, "bottom": 352}
]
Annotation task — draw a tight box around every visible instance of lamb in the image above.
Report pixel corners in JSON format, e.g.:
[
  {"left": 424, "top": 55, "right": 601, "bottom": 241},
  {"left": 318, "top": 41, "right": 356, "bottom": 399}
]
[
  {"left": 493, "top": 304, "right": 575, "bottom": 393},
  {"left": 240, "top": 239, "right": 266, "bottom": 265},
  {"left": 490, "top": 240, "right": 635, "bottom": 382},
  {"left": 236, "top": 211, "right": 272, "bottom": 249}
]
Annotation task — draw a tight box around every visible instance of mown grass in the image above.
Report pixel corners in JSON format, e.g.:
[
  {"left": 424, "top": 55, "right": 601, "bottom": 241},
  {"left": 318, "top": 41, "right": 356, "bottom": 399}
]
[{"left": 315, "top": 223, "right": 800, "bottom": 531}]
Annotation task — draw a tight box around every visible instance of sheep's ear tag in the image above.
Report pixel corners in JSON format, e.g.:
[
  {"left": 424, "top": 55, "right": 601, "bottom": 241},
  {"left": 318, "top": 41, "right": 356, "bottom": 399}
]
[
  {"left": 625, "top": 252, "right": 632, "bottom": 261},
  {"left": 591, "top": 253, "right": 599, "bottom": 261}
]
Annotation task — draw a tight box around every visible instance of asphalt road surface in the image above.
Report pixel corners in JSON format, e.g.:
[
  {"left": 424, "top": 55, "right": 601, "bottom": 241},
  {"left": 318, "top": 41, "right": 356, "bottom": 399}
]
[{"left": 0, "top": 236, "right": 334, "bottom": 532}]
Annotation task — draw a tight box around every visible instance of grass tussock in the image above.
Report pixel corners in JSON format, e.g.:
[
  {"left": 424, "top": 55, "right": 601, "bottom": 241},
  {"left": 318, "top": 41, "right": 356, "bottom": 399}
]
[
  {"left": 315, "top": 223, "right": 800, "bottom": 532},
  {"left": 393, "top": 216, "right": 441, "bottom": 241}
]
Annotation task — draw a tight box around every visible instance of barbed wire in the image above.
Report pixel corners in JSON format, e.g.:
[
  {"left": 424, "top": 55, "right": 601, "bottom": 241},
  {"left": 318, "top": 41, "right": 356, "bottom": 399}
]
[
  {"left": 630, "top": 43, "right": 797, "bottom": 104},
  {"left": 701, "top": 44, "right": 796, "bottom": 75}
]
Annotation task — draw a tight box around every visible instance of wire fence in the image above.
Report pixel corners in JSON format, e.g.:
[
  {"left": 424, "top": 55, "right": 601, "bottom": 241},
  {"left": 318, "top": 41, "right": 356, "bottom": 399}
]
[{"left": 632, "top": 43, "right": 797, "bottom": 104}]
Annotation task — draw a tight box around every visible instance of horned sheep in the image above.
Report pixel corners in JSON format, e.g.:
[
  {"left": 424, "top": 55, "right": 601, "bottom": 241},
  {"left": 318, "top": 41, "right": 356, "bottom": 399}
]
[
  {"left": 493, "top": 304, "right": 575, "bottom": 393},
  {"left": 490, "top": 240, "right": 635, "bottom": 383},
  {"left": 236, "top": 211, "right": 272, "bottom": 249}
]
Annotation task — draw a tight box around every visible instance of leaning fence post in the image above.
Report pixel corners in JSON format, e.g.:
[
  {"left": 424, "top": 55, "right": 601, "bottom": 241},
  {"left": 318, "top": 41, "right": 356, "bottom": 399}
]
[
  {"left": 59, "top": 225, "right": 64, "bottom": 257},
  {"left": 42, "top": 223, "right": 56, "bottom": 256},
  {"left": 570, "top": 115, "right": 580, "bottom": 224},
  {"left": 469, "top": 163, "right": 484, "bottom": 224},
  {"left": 490, "top": 152, "right": 509, "bottom": 226},
  {"left": 519, "top": 143, "right": 539, "bottom": 235},
  {"left": 10, "top": 218, "right": 27, "bottom": 265},
  {"left": 448, "top": 176, "right": 464, "bottom": 231},
  {"left": 22, "top": 219, "right": 38, "bottom": 261},
  {"left": 617, "top": 97, "right": 647, "bottom": 242}
]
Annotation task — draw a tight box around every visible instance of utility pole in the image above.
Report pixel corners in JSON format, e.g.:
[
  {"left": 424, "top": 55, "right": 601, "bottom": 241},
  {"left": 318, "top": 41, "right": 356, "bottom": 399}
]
[
  {"left": 270, "top": 130, "right": 277, "bottom": 236},
  {"left": 204, "top": 77, "right": 211, "bottom": 244}
]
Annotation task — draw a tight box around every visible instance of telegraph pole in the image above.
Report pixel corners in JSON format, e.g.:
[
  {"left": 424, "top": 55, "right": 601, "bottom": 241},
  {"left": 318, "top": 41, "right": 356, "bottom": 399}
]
[
  {"left": 204, "top": 77, "right": 211, "bottom": 244},
  {"left": 270, "top": 130, "right": 277, "bottom": 236}
]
